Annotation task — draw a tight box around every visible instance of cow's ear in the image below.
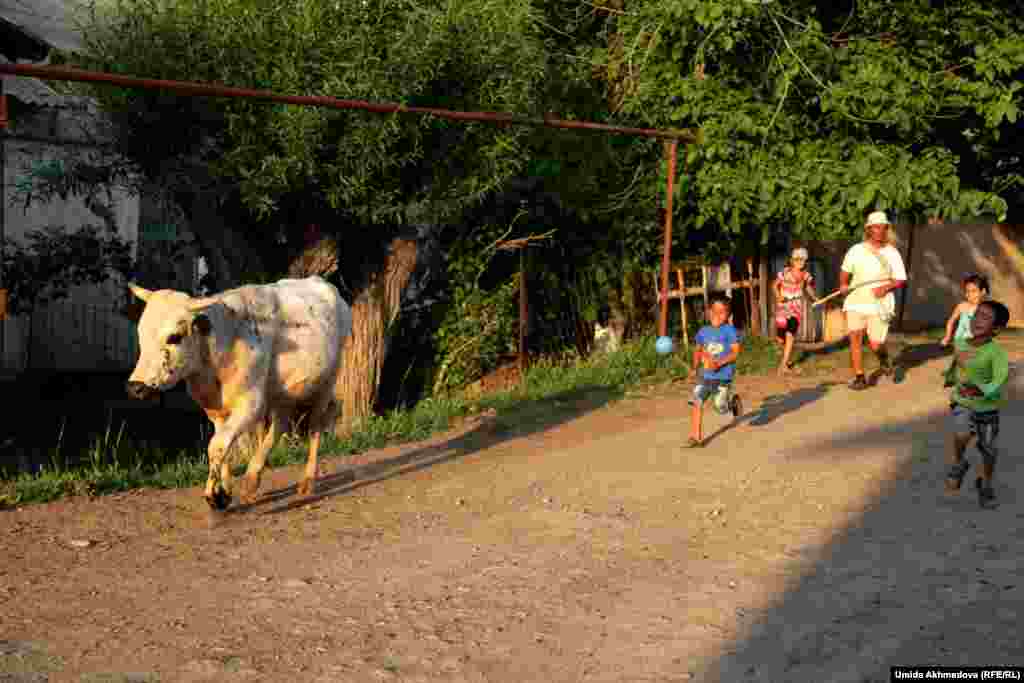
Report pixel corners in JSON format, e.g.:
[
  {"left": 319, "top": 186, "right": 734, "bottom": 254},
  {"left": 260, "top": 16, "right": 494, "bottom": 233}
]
[
  {"left": 192, "top": 313, "right": 212, "bottom": 337},
  {"left": 128, "top": 283, "right": 153, "bottom": 302}
]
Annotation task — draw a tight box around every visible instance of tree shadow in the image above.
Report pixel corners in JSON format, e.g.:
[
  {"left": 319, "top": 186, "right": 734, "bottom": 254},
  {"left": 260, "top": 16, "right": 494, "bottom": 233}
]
[
  {"left": 232, "top": 384, "right": 623, "bottom": 516},
  {"left": 895, "top": 340, "right": 952, "bottom": 378},
  {"left": 694, "top": 376, "right": 1024, "bottom": 682}
]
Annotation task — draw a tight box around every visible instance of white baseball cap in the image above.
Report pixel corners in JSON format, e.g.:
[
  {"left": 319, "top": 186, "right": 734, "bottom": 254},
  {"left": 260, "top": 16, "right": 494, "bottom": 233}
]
[
  {"left": 865, "top": 210, "right": 891, "bottom": 226},
  {"left": 791, "top": 247, "right": 808, "bottom": 260}
]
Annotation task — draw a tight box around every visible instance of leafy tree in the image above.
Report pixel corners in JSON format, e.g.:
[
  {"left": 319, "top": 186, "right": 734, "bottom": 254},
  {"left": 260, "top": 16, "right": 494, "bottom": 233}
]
[
  {"left": 74, "top": 0, "right": 552, "bottom": 288},
  {"left": 576, "top": 0, "right": 1024, "bottom": 248},
  {"left": 1, "top": 225, "right": 134, "bottom": 316}
]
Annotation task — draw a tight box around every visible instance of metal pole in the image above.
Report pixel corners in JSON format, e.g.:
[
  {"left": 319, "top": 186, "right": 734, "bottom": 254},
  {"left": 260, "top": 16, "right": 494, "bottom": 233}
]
[
  {"left": 0, "top": 63, "right": 701, "bottom": 143},
  {"left": 658, "top": 140, "right": 678, "bottom": 338}
]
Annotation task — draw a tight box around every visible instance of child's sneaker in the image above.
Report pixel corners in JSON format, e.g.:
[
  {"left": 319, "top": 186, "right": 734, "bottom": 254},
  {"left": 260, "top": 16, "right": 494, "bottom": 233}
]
[
  {"left": 945, "top": 460, "right": 970, "bottom": 492},
  {"left": 975, "top": 477, "right": 998, "bottom": 509},
  {"left": 848, "top": 374, "right": 868, "bottom": 391}
]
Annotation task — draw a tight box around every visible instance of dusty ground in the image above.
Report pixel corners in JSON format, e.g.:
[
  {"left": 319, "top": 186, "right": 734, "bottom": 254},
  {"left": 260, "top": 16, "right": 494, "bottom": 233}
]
[{"left": 3, "top": 334, "right": 1024, "bottom": 683}]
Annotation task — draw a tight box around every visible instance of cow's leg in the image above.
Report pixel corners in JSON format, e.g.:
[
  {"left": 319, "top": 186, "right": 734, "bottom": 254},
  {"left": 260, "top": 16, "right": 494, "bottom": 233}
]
[
  {"left": 203, "top": 416, "right": 226, "bottom": 502},
  {"left": 297, "top": 394, "right": 334, "bottom": 497},
  {"left": 239, "top": 411, "right": 282, "bottom": 504},
  {"left": 204, "top": 406, "right": 265, "bottom": 510}
]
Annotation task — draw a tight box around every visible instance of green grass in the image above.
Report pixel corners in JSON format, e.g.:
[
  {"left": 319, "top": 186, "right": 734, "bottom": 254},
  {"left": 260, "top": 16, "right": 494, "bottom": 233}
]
[{"left": 0, "top": 331, "right": 794, "bottom": 509}]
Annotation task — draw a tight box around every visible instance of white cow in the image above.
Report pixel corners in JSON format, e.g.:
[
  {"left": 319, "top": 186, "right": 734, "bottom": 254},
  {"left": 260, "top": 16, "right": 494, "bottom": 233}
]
[{"left": 126, "top": 277, "right": 352, "bottom": 510}]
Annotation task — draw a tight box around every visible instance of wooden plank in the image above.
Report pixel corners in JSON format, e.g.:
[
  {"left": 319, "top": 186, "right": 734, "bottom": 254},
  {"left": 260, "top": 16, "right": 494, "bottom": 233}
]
[
  {"left": 676, "top": 268, "right": 689, "bottom": 348},
  {"left": 701, "top": 266, "right": 710, "bottom": 311},
  {"left": 758, "top": 257, "right": 769, "bottom": 336}
]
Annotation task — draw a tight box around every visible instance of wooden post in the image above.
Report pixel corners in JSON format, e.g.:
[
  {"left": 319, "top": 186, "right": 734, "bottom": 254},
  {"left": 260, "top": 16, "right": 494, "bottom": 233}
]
[
  {"left": 758, "top": 256, "right": 769, "bottom": 337},
  {"left": 701, "top": 265, "right": 710, "bottom": 319},
  {"left": 749, "top": 259, "right": 757, "bottom": 333},
  {"left": 676, "top": 268, "right": 689, "bottom": 348},
  {"left": 519, "top": 247, "right": 528, "bottom": 380}
]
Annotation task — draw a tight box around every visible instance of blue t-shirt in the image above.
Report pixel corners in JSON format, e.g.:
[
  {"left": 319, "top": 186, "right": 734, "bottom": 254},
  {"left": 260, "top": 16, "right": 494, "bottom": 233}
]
[{"left": 696, "top": 324, "right": 740, "bottom": 381}]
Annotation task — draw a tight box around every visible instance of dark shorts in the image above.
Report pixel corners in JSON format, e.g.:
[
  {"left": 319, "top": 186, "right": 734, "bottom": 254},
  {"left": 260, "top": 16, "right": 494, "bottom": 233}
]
[
  {"left": 689, "top": 379, "right": 733, "bottom": 414},
  {"left": 950, "top": 404, "right": 1000, "bottom": 437},
  {"left": 776, "top": 317, "right": 799, "bottom": 337}
]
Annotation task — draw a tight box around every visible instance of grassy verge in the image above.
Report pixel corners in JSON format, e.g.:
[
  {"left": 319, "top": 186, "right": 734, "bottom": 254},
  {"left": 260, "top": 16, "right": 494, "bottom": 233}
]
[{"left": 0, "top": 331, "right": 799, "bottom": 509}]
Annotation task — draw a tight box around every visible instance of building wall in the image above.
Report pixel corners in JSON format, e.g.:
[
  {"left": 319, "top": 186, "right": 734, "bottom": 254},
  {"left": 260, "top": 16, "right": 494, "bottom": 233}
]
[
  {"left": 1, "top": 99, "right": 141, "bottom": 373},
  {"left": 899, "top": 223, "right": 1024, "bottom": 330}
]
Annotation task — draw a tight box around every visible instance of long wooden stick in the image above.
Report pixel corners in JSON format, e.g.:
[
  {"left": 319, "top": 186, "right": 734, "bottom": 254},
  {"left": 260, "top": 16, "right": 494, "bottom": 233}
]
[{"left": 811, "top": 278, "right": 892, "bottom": 308}]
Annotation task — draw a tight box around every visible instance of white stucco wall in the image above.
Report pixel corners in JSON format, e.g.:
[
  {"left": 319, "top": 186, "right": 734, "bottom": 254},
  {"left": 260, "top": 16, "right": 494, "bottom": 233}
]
[{"left": 1, "top": 93, "right": 140, "bottom": 373}]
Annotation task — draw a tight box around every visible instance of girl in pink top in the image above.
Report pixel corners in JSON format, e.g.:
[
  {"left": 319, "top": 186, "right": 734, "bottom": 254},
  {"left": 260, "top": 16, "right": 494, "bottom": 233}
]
[{"left": 774, "top": 247, "right": 816, "bottom": 375}]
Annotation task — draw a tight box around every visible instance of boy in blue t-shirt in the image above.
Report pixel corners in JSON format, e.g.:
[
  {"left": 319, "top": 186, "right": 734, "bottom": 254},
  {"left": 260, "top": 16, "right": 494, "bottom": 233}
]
[{"left": 687, "top": 294, "right": 742, "bottom": 447}]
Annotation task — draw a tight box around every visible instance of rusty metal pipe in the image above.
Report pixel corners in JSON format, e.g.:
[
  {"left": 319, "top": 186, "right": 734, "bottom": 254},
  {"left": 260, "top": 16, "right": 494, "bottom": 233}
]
[
  {"left": 0, "top": 63, "right": 700, "bottom": 142},
  {"left": 658, "top": 140, "right": 678, "bottom": 339}
]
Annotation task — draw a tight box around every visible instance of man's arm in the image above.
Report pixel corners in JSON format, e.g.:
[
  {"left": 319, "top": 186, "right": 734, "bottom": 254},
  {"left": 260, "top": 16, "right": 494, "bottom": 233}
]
[
  {"left": 873, "top": 279, "right": 906, "bottom": 298},
  {"left": 839, "top": 270, "right": 851, "bottom": 294}
]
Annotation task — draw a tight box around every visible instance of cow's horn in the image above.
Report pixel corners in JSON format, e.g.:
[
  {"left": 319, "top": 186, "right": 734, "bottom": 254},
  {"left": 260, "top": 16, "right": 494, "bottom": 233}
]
[
  {"left": 128, "top": 283, "right": 153, "bottom": 302},
  {"left": 186, "top": 297, "right": 218, "bottom": 312}
]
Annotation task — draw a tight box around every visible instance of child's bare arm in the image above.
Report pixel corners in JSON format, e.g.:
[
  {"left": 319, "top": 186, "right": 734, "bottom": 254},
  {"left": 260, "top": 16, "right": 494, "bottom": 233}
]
[{"left": 942, "top": 303, "right": 963, "bottom": 345}]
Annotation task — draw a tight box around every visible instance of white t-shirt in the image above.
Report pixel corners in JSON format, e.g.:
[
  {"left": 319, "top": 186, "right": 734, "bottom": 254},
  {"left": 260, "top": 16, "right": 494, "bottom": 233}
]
[{"left": 840, "top": 242, "right": 907, "bottom": 317}]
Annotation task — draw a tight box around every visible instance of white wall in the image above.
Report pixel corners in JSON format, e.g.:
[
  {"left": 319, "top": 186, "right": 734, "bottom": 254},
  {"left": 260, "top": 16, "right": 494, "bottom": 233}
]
[{"left": 1, "top": 102, "right": 141, "bottom": 373}]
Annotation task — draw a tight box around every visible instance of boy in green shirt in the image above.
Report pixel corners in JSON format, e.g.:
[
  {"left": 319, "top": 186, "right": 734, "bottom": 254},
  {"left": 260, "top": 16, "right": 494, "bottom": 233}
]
[{"left": 945, "top": 300, "right": 1011, "bottom": 509}]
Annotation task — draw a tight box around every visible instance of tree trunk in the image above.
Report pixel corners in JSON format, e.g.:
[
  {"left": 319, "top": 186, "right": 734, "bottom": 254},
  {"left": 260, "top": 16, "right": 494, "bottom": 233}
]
[
  {"left": 333, "top": 238, "right": 418, "bottom": 437},
  {"left": 175, "top": 192, "right": 265, "bottom": 291}
]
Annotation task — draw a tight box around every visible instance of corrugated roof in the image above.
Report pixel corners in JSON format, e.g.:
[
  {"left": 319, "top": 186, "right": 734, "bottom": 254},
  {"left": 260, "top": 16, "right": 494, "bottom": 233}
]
[{"left": 0, "top": 0, "right": 85, "bottom": 53}]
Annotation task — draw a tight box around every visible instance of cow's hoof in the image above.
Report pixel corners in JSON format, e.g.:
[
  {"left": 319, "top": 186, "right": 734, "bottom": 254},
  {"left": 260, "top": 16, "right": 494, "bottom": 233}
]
[
  {"left": 206, "top": 488, "right": 232, "bottom": 511},
  {"left": 239, "top": 477, "right": 261, "bottom": 505},
  {"left": 296, "top": 478, "right": 315, "bottom": 497}
]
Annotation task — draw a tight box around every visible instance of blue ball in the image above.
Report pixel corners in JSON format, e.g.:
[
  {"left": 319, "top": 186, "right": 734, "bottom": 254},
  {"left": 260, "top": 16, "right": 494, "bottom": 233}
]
[{"left": 655, "top": 336, "right": 674, "bottom": 355}]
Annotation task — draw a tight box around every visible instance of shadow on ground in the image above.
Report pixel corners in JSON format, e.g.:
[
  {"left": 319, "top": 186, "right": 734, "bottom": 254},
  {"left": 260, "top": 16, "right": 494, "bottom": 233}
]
[
  {"left": 696, "top": 385, "right": 1024, "bottom": 682},
  {"left": 238, "top": 384, "right": 623, "bottom": 516},
  {"left": 699, "top": 382, "right": 839, "bottom": 447}
]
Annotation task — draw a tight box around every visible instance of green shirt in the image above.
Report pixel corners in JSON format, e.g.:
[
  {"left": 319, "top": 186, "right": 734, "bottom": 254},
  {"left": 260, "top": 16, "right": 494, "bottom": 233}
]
[{"left": 952, "top": 338, "right": 1010, "bottom": 412}]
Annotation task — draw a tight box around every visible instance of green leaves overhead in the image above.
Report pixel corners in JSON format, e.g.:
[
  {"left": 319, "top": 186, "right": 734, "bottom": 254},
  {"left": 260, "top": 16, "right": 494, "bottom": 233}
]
[
  {"left": 581, "top": 0, "right": 1024, "bottom": 241},
  {"left": 79, "top": 0, "right": 550, "bottom": 223}
]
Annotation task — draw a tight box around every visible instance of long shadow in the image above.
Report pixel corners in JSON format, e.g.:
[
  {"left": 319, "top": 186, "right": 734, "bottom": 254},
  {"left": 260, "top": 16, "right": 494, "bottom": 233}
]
[
  {"left": 232, "top": 384, "right": 623, "bottom": 516},
  {"left": 747, "top": 383, "right": 838, "bottom": 427},
  {"left": 696, "top": 377, "right": 1024, "bottom": 682},
  {"left": 890, "top": 338, "right": 951, "bottom": 383},
  {"left": 699, "top": 382, "right": 839, "bottom": 447}
]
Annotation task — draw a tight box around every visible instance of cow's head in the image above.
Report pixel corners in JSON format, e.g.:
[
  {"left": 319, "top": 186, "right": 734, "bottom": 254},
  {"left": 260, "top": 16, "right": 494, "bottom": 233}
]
[{"left": 126, "top": 284, "right": 215, "bottom": 400}]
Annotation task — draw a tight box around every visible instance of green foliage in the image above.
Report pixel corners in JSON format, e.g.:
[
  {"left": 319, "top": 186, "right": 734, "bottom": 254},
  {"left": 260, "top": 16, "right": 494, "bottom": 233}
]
[
  {"left": 577, "top": 0, "right": 1024, "bottom": 241},
  {"left": 78, "top": 0, "right": 550, "bottom": 225},
  {"left": 0, "top": 225, "right": 134, "bottom": 316},
  {"left": 430, "top": 217, "right": 524, "bottom": 394}
]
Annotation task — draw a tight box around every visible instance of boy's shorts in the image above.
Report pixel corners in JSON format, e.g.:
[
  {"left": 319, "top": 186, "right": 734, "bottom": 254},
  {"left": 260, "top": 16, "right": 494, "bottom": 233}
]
[
  {"left": 689, "top": 379, "right": 733, "bottom": 415},
  {"left": 950, "top": 404, "right": 1000, "bottom": 454},
  {"left": 845, "top": 310, "right": 889, "bottom": 344}
]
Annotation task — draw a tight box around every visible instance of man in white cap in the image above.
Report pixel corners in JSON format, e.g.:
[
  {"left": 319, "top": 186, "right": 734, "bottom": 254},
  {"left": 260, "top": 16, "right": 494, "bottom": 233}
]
[{"left": 839, "top": 210, "right": 908, "bottom": 390}]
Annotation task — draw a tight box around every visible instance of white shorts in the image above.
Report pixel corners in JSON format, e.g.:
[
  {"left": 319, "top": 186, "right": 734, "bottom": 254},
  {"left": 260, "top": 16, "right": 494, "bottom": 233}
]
[{"left": 845, "top": 310, "right": 889, "bottom": 343}]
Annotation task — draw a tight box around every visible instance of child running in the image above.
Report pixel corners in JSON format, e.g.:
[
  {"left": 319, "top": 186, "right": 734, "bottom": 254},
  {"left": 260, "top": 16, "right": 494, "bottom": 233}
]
[
  {"left": 944, "top": 300, "right": 1010, "bottom": 509},
  {"left": 940, "top": 274, "right": 989, "bottom": 387},
  {"left": 687, "top": 294, "right": 742, "bottom": 447},
  {"left": 774, "top": 247, "right": 816, "bottom": 375}
]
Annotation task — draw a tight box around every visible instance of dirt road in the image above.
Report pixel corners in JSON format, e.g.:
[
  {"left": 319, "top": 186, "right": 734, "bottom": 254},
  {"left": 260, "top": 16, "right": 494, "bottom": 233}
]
[{"left": 3, "top": 347, "right": 1024, "bottom": 682}]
